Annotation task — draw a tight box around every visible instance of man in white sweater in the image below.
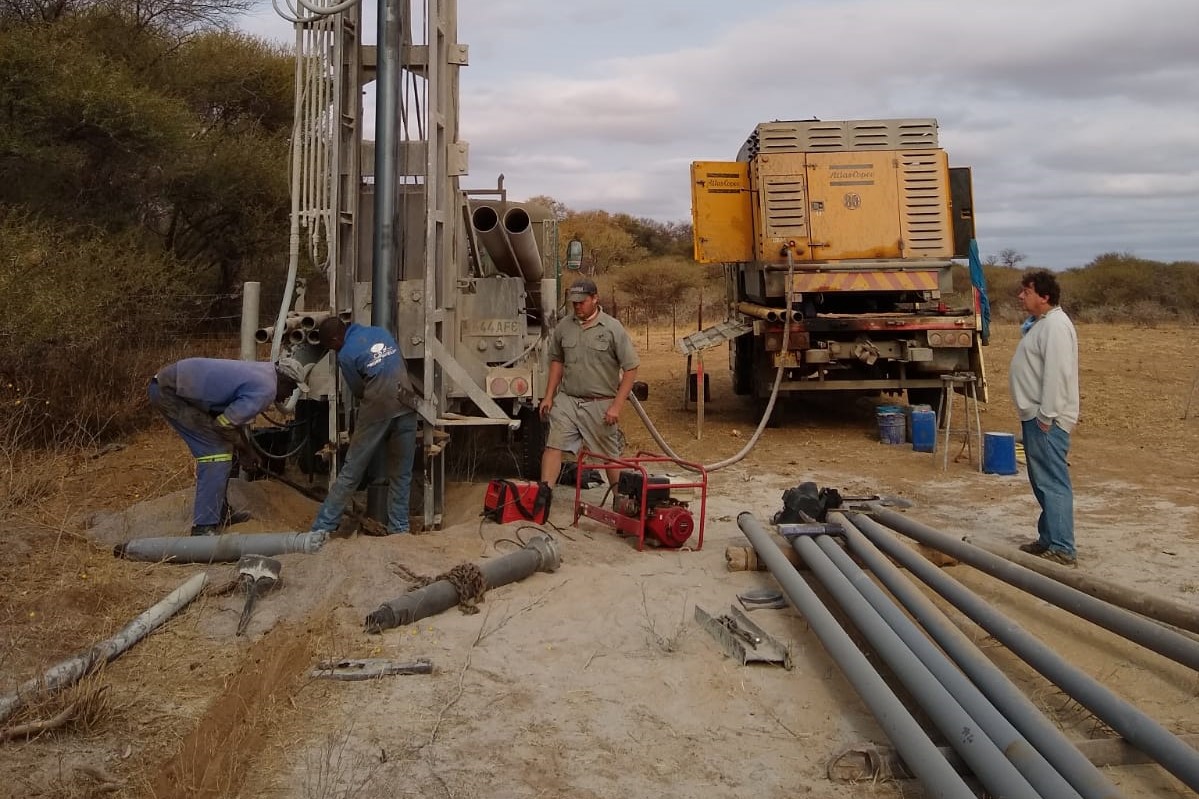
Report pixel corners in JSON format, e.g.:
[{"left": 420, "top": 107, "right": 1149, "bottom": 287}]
[{"left": 1010, "top": 269, "right": 1080, "bottom": 566}]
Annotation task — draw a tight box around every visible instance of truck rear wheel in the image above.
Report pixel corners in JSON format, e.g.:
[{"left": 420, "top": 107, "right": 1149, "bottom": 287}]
[
  {"left": 732, "top": 335, "right": 754, "bottom": 395},
  {"left": 907, "top": 388, "right": 942, "bottom": 419}
]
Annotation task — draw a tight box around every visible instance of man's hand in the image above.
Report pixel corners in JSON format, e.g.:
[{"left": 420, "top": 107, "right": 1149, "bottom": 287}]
[
  {"left": 235, "top": 429, "right": 264, "bottom": 473},
  {"left": 603, "top": 401, "right": 622, "bottom": 426},
  {"left": 539, "top": 396, "right": 553, "bottom": 420},
  {"left": 1037, "top": 419, "right": 1051, "bottom": 433}
]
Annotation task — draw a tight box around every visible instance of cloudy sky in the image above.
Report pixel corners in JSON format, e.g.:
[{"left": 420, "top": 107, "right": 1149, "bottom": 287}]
[{"left": 240, "top": 0, "right": 1199, "bottom": 269}]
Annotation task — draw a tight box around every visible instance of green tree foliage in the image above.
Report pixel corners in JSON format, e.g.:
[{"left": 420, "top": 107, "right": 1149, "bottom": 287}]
[
  {"left": 977, "top": 251, "right": 1199, "bottom": 323},
  {"left": 531, "top": 197, "right": 695, "bottom": 273},
  {"left": 0, "top": 13, "right": 293, "bottom": 291},
  {"left": 611, "top": 213, "right": 692, "bottom": 259},
  {"left": 556, "top": 209, "right": 646, "bottom": 274},
  {"left": 0, "top": 0, "right": 290, "bottom": 443},
  {"left": 614, "top": 257, "right": 701, "bottom": 341}
]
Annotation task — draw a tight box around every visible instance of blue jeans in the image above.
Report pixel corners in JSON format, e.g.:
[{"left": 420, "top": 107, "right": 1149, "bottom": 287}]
[
  {"left": 147, "top": 380, "right": 233, "bottom": 527},
  {"left": 1021, "top": 418, "right": 1075, "bottom": 557},
  {"left": 312, "top": 412, "right": 418, "bottom": 533}
]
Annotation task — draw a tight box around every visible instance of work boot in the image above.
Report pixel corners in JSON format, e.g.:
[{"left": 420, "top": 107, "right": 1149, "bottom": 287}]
[
  {"left": 190, "top": 524, "right": 221, "bottom": 537},
  {"left": 222, "top": 504, "right": 252, "bottom": 526},
  {"left": 1038, "top": 549, "right": 1077, "bottom": 567},
  {"left": 1018, "top": 540, "right": 1048, "bottom": 555}
]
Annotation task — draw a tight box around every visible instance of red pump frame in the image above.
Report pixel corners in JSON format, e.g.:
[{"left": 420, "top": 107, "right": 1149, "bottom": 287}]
[{"left": 572, "top": 449, "right": 707, "bottom": 551}]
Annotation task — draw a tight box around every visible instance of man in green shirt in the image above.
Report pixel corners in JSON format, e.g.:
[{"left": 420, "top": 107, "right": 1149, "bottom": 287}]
[{"left": 539, "top": 278, "right": 640, "bottom": 491}]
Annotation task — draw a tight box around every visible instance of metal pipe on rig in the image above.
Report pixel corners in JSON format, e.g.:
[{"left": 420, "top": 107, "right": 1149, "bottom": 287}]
[
  {"left": 254, "top": 326, "right": 275, "bottom": 345},
  {"left": 364, "top": 534, "right": 561, "bottom": 633},
  {"left": 790, "top": 531, "right": 1044, "bottom": 799},
  {"left": 735, "top": 302, "right": 784, "bottom": 323},
  {"left": 837, "top": 513, "right": 1120, "bottom": 799},
  {"left": 852, "top": 513, "right": 1199, "bottom": 793},
  {"left": 870, "top": 509, "right": 1199, "bottom": 672},
  {"left": 735, "top": 512, "right": 976, "bottom": 798},
  {"left": 300, "top": 310, "right": 332, "bottom": 330},
  {"left": 471, "top": 204, "right": 519, "bottom": 277},
  {"left": 114, "top": 531, "right": 329, "bottom": 563},
  {"left": 502, "top": 206, "right": 544, "bottom": 282}
]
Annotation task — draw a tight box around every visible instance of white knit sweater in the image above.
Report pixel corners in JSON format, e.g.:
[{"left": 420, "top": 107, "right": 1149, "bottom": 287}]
[{"left": 1008, "top": 306, "right": 1080, "bottom": 432}]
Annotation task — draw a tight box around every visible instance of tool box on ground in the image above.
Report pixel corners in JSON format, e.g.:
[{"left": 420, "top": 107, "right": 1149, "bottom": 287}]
[{"left": 482, "top": 479, "right": 552, "bottom": 525}]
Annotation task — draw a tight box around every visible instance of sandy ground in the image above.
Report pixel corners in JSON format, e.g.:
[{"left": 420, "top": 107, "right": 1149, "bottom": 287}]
[{"left": 2, "top": 321, "right": 1199, "bottom": 798}]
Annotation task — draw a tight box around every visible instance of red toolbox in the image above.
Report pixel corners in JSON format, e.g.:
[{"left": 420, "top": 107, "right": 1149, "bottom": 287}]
[{"left": 483, "top": 479, "right": 551, "bottom": 525}]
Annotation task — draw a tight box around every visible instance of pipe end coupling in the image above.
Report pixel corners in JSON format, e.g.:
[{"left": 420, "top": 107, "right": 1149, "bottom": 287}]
[
  {"left": 364, "top": 606, "right": 397, "bottom": 635},
  {"left": 527, "top": 534, "right": 561, "bottom": 573}
]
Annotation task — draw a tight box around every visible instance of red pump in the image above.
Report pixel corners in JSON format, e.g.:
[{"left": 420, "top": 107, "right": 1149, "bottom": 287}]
[{"left": 572, "top": 450, "right": 707, "bottom": 551}]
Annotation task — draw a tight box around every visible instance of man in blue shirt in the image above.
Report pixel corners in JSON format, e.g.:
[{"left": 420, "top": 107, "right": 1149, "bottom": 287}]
[
  {"left": 148, "top": 357, "right": 309, "bottom": 536},
  {"left": 311, "top": 317, "right": 418, "bottom": 535}
]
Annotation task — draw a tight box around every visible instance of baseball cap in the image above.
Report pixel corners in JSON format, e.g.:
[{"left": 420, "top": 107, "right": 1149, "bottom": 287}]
[
  {"left": 566, "top": 278, "right": 598, "bottom": 301},
  {"left": 275, "top": 357, "right": 313, "bottom": 393}
]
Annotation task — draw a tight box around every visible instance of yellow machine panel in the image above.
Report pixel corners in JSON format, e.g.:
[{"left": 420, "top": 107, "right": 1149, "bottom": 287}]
[
  {"left": 690, "top": 161, "right": 753, "bottom": 264},
  {"left": 751, "top": 152, "right": 809, "bottom": 259},
  {"left": 747, "top": 149, "right": 955, "bottom": 264},
  {"left": 802, "top": 152, "right": 902, "bottom": 260}
]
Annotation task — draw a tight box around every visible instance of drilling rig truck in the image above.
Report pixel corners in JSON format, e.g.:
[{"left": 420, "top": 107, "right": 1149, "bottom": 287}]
[
  {"left": 254, "top": 0, "right": 559, "bottom": 531},
  {"left": 689, "top": 118, "right": 987, "bottom": 414}
]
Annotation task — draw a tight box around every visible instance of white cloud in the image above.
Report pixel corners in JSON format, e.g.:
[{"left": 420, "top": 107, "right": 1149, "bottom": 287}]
[{"left": 237, "top": 0, "right": 1199, "bottom": 267}]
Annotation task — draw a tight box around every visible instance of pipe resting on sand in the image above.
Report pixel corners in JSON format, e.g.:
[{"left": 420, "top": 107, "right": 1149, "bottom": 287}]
[{"left": 114, "top": 531, "right": 328, "bottom": 563}]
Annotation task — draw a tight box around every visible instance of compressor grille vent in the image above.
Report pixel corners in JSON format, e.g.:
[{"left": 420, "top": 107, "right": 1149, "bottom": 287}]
[
  {"left": 761, "top": 176, "right": 807, "bottom": 238},
  {"left": 739, "top": 118, "right": 939, "bottom": 160},
  {"left": 899, "top": 150, "right": 951, "bottom": 256}
]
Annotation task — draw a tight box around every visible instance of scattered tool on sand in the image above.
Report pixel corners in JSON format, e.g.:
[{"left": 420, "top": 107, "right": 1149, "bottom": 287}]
[
  {"left": 235, "top": 555, "right": 281, "bottom": 636},
  {"left": 695, "top": 605, "right": 792, "bottom": 669},
  {"left": 311, "top": 658, "right": 434, "bottom": 680}
]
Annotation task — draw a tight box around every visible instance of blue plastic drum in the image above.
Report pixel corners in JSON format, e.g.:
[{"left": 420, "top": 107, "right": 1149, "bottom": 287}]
[{"left": 983, "top": 432, "right": 1018, "bottom": 475}]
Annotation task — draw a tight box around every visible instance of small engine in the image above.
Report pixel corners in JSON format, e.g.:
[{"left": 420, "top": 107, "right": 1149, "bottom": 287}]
[{"left": 612, "top": 471, "right": 695, "bottom": 548}]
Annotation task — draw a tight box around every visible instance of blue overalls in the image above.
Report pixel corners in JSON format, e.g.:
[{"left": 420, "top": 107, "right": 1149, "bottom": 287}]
[{"left": 148, "top": 359, "right": 276, "bottom": 527}]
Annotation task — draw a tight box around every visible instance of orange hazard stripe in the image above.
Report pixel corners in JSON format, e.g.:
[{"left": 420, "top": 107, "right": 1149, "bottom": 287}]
[{"left": 791, "top": 271, "right": 939, "bottom": 293}]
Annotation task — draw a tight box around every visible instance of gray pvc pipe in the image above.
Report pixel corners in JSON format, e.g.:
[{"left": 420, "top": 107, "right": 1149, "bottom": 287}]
[
  {"left": 838, "top": 513, "right": 1121, "bottom": 799},
  {"left": 854, "top": 514, "right": 1199, "bottom": 793},
  {"left": 736, "top": 513, "right": 975, "bottom": 799},
  {"left": 471, "top": 204, "right": 520, "bottom": 278},
  {"left": 502, "top": 206, "right": 544, "bottom": 282},
  {"left": 240, "top": 281, "right": 260, "bottom": 361},
  {"left": 792, "top": 533, "right": 1042, "bottom": 799},
  {"left": 814, "top": 522, "right": 1085, "bottom": 799},
  {"left": 114, "top": 531, "right": 328, "bottom": 564},
  {"left": 871, "top": 509, "right": 1199, "bottom": 672},
  {"left": 365, "top": 535, "right": 561, "bottom": 633}
]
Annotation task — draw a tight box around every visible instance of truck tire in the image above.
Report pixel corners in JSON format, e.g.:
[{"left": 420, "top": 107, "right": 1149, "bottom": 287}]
[
  {"left": 732, "top": 335, "right": 754, "bottom": 395},
  {"left": 517, "top": 404, "right": 547, "bottom": 480}
]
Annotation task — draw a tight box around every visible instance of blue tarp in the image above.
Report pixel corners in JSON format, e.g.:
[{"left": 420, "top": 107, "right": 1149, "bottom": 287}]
[{"left": 968, "top": 239, "right": 991, "bottom": 344}]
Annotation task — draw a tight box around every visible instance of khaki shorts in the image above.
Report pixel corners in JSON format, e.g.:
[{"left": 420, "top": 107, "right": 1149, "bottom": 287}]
[{"left": 545, "top": 396, "right": 625, "bottom": 460}]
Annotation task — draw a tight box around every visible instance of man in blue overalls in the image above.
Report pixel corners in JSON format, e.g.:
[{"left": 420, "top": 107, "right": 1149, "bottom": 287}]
[
  {"left": 148, "top": 357, "right": 309, "bottom": 535},
  {"left": 310, "top": 317, "right": 418, "bottom": 535}
]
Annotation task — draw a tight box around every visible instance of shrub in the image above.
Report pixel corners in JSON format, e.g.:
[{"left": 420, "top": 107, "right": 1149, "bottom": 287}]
[{"left": 0, "top": 209, "right": 227, "bottom": 445}]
